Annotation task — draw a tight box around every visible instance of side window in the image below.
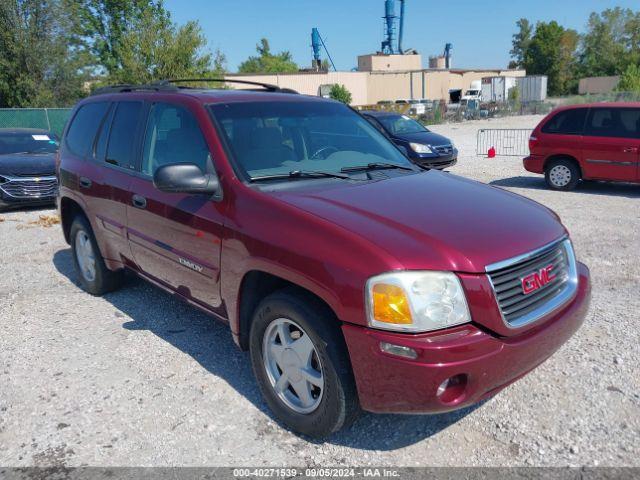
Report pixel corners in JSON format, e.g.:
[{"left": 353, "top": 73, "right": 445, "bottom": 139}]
[
  {"left": 105, "top": 102, "right": 143, "bottom": 169},
  {"left": 93, "top": 104, "right": 115, "bottom": 161},
  {"left": 65, "top": 102, "right": 110, "bottom": 157},
  {"left": 141, "top": 103, "right": 211, "bottom": 176},
  {"left": 541, "top": 109, "right": 587, "bottom": 135},
  {"left": 585, "top": 108, "right": 640, "bottom": 139}
]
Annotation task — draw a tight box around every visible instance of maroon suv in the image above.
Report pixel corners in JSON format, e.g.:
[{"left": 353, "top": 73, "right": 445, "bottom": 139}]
[{"left": 57, "top": 82, "right": 591, "bottom": 438}]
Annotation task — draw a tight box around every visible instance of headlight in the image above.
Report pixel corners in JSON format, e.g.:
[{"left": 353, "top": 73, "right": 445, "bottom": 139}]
[
  {"left": 409, "top": 143, "right": 433, "bottom": 154},
  {"left": 365, "top": 271, "right": 471, "bottom": 333}
]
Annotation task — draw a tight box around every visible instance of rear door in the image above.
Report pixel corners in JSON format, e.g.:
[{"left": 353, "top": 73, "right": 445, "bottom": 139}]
[
  {"left": 91, "top": 101, "right": 145, "bottom": 263},
  {"left": 126, "top": 101, "right": 224, "bottom": 310},
  {"left": 581, "top": 107, "right": 640, "bottom": 182}
]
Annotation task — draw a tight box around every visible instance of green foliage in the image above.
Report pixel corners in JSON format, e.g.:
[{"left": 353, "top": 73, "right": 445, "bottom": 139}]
[
  {"left": 238, "top": 38, "right": 298, "bottom": 74},
  {"left": 329, "top": 84, "right": 352, "bottom": 104},
  {"left": 0, "top": 0, "right": 89, "bottom": 107},
  {"left": 578, "top": 8, "right": 639, "bottom": 77},
  {"left": 0, "top": 0, "right": 226, "bottom": 107},
  {"left": 106, "top": 8, "right": 215, "bottom": 84},
  {"left": 509, "top": 18, "right": 533, "bottom": 69},
  {"left": 616, "top": 64, "right": 640, "bottom": 93},
  {"left": 523, "top": 21, "right": 579, "bottom": 96},
  {"left": 510, "top": 8, "right": 639, "bottom": 96}
]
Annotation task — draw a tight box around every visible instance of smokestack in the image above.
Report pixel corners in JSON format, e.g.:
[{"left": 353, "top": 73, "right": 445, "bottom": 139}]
[{"left": 398, "top": 0, "right": 406, "bottom": 54}]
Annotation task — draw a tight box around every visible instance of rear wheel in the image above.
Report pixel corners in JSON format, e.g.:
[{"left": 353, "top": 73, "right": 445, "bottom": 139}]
[
  {"left": 70, "top": 215, "right": 123, "bottom": 295},
  {"left": 249, "top": 290, "right": 359, "bottom": 438},
  {"left": 545, "top": 158, "right": 580, "bottom": 191}
]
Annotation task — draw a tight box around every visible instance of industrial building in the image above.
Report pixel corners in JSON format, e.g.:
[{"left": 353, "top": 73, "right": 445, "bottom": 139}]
[
  {"left": 224, "top": 0, "right": 526, "bottom": 106},
  {"left": 225, "top": 67, "right": 525, "bottom": 106}
]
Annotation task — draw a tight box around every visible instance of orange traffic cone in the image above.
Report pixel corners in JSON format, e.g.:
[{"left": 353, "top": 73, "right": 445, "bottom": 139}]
[{"left": 488, "top": 146, "right": 496, "bottom": 158}]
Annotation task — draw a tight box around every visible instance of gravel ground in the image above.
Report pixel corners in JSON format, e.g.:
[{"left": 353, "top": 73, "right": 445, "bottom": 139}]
[{"left": 0, "top": 115, "right": 638, "bottom": 468}]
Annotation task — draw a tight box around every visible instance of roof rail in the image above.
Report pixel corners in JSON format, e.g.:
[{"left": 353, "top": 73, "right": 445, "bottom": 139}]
[
  {"left": 167, "top": 78, "right": 299, "bottom": 94},
  {"left": 90, "top": 78, "right": 299, "bottom": 96},
  {"left": 90, "top": 83, "right": 180, "bottom": 96}
]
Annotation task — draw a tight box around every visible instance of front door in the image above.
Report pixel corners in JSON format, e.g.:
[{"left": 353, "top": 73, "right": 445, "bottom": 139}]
[
  {"left": 581, "top": 107, "right": 640, "bottom": 182},
  {"left": 126, "top": 101, "right": 225, "bottom": 310}
]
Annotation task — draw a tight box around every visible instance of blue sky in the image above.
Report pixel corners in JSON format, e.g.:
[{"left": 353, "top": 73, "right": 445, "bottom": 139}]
[{"left": 164, "top": 0, "right": 638, "bottom": 72}]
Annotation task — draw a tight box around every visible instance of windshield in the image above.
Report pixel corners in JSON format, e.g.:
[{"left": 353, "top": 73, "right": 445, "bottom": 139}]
[
  {"left": 0, "top": 132, "right": 59, "bottom": 155},
  {"left": 209, "top": 101, "right": 412, "bottom": 179},
  {"left": 377, "top": 115, "right": 428, "bottom": 135}
]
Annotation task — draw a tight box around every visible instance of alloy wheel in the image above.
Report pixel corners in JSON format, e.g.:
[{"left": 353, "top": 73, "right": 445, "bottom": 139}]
[{"left": 262, "top": 318, "right": 324, "bottom": 414}]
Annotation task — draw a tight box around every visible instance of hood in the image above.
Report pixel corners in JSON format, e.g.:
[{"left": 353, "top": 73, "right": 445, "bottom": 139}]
[
  {"left": 395, "top": 131, "right": 452, "bottom": 147},
  {"left": 0, "top": 153, "right": 56, "bottom": 177},
  {"left": 272, "top": 171, "right": 566, "bottom": 273}
]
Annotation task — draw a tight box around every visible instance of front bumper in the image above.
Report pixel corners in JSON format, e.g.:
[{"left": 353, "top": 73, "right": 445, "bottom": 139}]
[
  {"left": 342, "top": 262, "right": 590, "bottom": 414},
  {"left": 523, "top": 155, "right": 545, "bottom": 174},
  {"left": 412, "top": 152, "right": 458, "bottom": 170}
]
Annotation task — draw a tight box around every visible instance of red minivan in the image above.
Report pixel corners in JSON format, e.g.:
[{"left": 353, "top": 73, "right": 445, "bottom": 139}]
[
  {"left": 57, "top": 81, "right": 591, "bottom": 438},
  {"left": 524, "top": 103, "right": 640, "bottom": 190}
]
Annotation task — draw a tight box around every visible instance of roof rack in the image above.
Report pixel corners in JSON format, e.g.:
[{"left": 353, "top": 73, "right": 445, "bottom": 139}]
[
  {"left": 167, "top": 78, "right": 298, "bottom": 94},
  {"left": 90, "top": 78, "right": 299, "bottom": 96},
  {"left": 90, "top": 83, "right": 180, "bottom": 96}
]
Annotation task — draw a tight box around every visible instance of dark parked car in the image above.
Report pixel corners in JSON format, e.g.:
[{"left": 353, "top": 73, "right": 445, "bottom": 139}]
[
  {"left": 57, "top": 82, "right": 590, "bottom": 438},
  {"left": 361, "top": 110, "right": 458, "bottom": 170},
  {"left": 524, "top": 103, "right": 640, "bottom": 190},
  {"left": 0, "top": 128, "right": 59, "bottom": 210}
]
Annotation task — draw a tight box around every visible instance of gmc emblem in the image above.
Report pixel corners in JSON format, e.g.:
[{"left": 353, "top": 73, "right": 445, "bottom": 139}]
[{"left": 521, "top": 265, "right": 556, "bottom": 294}]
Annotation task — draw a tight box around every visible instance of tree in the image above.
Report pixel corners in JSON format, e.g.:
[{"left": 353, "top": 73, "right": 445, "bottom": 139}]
[
  {"left": 616, "top": 63, "right": 640, "bottom": 93},
  {"left": 0, "top": 0, "right": 88, "bottom": 107},
  {"left": 64, "top": 0, "right": 165, "bottom": 75},
  {"left": 524, "top": 21, "right": 579, "bottom": 95},
  {"left": 578, "top": 8, "right": 633, "bottom": 77},
  {"left": 238, "top": 38, "right": 298, "bottom": 74},
  {"left": 329, "top": 84, "right": 352, "bottom": 104},
  {"left": 509, "top": 18, "right": 533, "bottom": 69},
  {"left": 107, "top": 7, "right": 213, "bottom": 84}
]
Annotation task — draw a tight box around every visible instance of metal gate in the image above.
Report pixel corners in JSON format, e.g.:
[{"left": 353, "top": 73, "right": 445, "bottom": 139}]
[{"left": 476, "top": 129, "right": 532, "bottom": 157}]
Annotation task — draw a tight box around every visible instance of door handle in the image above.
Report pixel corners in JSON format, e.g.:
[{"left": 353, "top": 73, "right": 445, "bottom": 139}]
[
  {"left": 623, "top": 147, "right": 639, "bottom": 153},
  {"left": 79, "top": 177, "right": 92, "bottom": 189},
  {"left": 132, "top": 194, "right": 147, "bottom": 209}
]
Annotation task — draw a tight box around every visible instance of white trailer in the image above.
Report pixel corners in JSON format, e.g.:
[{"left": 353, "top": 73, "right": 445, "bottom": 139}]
[
  {"left": 481, "top": 76, "right": 518, "bottom": 103},
  {"left": 517, "top": 75, "right": 548, "bottom": 102}
]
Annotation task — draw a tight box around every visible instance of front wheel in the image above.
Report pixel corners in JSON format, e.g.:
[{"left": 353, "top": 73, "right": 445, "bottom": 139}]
[
  {"left": 249, "top": 290, "right": 359, "bottom": 438},
  {"left": 545, "top": 158, "right": 580, "bottom": 191}
]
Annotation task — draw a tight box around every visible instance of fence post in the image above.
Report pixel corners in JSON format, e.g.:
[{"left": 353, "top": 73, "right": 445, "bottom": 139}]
[{"left": 44, "top": 108, "right": 51, "bottom": 131}]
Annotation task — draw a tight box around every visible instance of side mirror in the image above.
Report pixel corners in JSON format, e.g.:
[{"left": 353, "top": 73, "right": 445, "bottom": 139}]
[{"left": 153, "top": 163, "right": 219, "bottom": 195}]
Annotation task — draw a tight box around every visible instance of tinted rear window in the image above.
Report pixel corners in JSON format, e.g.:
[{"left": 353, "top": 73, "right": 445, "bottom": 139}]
[
  {"left": 105, "top": 102, "right": 143, "bottom": 169},
  {"left": 65, "top": 102, "right": 110, "bottom": 157},
  {"left": 542, "top": 109, "right": 587, "bottom": 135},
  {"left": 585, "top": 108, "right": 640, "bottom": 139}
]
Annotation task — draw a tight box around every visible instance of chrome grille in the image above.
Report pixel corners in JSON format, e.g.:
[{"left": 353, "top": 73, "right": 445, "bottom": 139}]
[
  {"left": 486, "top": 238, "right": 578, "bottom": 328},
  {"left": 433, "top": 144, "right": 454, "bottom": 155},
  {"left": 0, "top": 176, "right": 58, "bottom": 199}
]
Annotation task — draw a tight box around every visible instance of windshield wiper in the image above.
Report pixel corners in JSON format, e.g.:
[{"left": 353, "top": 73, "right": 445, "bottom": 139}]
[
  {"left": 340, "top": 162, "right": 415, "bottom": 173},
  {"left": 251, "top": 170, "right": 351, "bottom": 182}
]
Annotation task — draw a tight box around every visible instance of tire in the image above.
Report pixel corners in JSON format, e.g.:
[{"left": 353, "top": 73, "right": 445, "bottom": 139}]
[
  {"left": 545, "top": 158, "right": 580, "bottom": 191},
  {"left": 249, "top": 289, "right": 360, "bottom": 438},
  {"left": 69, "top": 215, "right": 123, "bottom": 295}
]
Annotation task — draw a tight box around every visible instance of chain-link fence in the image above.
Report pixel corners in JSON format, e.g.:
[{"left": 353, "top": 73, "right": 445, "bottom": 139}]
[{"left": 0, "top": 108, "right": 72, "bottom": 137}]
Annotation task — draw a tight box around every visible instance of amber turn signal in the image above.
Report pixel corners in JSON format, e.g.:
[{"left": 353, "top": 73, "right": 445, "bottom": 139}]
[{"left": 371, "top": 283, "right": 412, "bottom": 324}]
